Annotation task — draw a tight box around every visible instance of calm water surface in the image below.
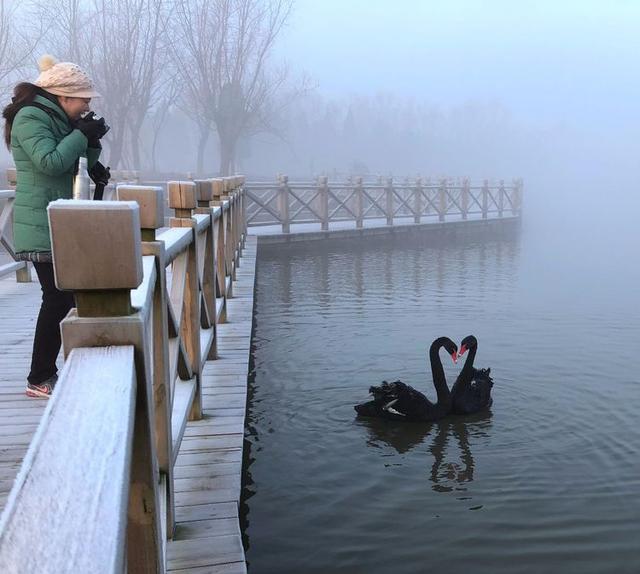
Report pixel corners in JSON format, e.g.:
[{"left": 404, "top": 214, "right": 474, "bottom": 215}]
[{"left": 243, "top": 197, "right": 640, "bottom": 574}]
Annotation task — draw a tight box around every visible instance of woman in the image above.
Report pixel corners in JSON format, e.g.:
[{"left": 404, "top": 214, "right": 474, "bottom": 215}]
[{"left": 2, "top": 55, "right": 109, "bottom": 397}]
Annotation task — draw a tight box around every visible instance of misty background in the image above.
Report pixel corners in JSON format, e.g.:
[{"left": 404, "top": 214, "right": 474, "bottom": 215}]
[
  {"left": 2, "top": 3, "right": 639, "bottom": 570},
  {"left": 1, "top": 0, "right": 638, "bottom": 191},
  {"left": 1, "top": 0, "right": 639, "bottom": 288}
]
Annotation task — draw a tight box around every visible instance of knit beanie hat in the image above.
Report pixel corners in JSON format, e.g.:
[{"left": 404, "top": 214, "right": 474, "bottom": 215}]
[{"left": 34, "top": 55, "right": 101, "bottom": 98}]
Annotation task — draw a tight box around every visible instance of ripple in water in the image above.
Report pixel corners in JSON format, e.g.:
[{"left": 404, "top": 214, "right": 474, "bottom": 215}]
[{"left": 243, "top": 225, "right": 640, "bottom": 574}]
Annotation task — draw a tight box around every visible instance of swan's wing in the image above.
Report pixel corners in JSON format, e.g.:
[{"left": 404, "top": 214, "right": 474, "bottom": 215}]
[
  {"left": 370, "top": 380, "right": 410, "bottom": 402},
  {"left": 382, "top": 398, "right": 407, "bottom": 417}
]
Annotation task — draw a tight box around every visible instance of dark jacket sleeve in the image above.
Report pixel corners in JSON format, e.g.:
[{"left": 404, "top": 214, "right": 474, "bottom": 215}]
[
  {"left": 12, "top": 108, "right": 89, "bottom": 176},
  {"left": 87, "top": 146, "right": 102, "bottom": 169}
]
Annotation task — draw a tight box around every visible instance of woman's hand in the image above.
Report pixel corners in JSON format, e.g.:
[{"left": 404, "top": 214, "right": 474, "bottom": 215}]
[{"left": 75, "top": 113, "right": 110, "bottom": 147}]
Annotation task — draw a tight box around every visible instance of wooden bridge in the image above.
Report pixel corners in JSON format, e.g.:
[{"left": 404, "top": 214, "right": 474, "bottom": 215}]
[
  {"left": 0, "top": 177, "right": 254, "bottom": 573},
  {"left": 245, "top": 176, "right": 522, "bottom": 235},
  {"left": 0, "top": 174, "right": 522, "bottom": 572}
]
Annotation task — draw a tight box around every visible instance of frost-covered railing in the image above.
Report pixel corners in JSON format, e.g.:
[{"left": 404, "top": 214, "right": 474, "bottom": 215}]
[
  {"left": 0, "top": 176, "right": 247, "bottom": 573},
  {"left": 246, "top": 176, "right": 523, "bottom": 233},
  {"left": 1, "top": 167, "right": 145, "bottom": 282}
]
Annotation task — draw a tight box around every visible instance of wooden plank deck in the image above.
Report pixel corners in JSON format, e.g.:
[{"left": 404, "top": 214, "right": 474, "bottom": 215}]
[
  {"left": 167, "top": 236, "right": 256, "bottom": 573},
  {"left": 0, "top": 236, "right": 257, "bottom": 573}
]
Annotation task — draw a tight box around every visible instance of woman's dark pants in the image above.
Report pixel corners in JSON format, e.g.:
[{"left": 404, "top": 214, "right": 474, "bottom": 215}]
[{"left": 27, "top": 262, "right": 75, "bottom": 384}]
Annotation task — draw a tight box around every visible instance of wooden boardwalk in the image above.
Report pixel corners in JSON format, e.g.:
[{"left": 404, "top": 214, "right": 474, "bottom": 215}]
[{"left": 0, "top": 236, "right": 257, "bottom": 573}]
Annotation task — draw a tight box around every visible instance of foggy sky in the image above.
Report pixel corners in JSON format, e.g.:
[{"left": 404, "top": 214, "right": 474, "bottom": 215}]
[{"left": 278, "top": 0, "right": 640, "bottom": 134}]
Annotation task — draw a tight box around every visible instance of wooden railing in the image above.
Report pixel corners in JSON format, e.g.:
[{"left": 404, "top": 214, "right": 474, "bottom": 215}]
[
  {"left": 0, "top": 167, "right": 143, "bottom": 281},
  {"left": 0, "top": 171, "right": 32, "bottom": 281},
  {"left": 0, "top": 176, "right": 247, "bottom": 573},
  {"left": 245, "top": 176, "right": 523, "bottom": 233}
]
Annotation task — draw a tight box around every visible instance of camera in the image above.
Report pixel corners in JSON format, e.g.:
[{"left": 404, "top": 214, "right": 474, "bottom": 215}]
[{"left": 80, "top": 111, "right": 111, "bottom": 136}]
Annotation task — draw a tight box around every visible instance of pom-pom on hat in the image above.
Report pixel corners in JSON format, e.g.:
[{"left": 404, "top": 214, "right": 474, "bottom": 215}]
[{"left": 34, "top": 55, "right": 100, "bottom": 98}]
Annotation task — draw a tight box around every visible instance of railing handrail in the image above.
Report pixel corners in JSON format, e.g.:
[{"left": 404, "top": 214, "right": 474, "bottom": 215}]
[
  {"left": 0, "top": 346, "right": 137, "bottom": 574},
  {"left": 0, "top": 189, "right": 31, "bottom": 282},
  {"left": 0, "top": 176, "right": 248, "bottom": 573},
  {"left": 244, "top": 176, "right": 523, "bottom": 231}
]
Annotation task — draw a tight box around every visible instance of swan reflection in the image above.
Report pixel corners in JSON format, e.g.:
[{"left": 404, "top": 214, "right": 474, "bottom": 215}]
[{"left": 358, "top": 412, "right": 492, "bottom": 492}]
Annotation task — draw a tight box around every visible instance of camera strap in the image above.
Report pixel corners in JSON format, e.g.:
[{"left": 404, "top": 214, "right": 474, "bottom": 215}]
[{"left": 23, "top": 101, "right": 69, "bottom": 126}]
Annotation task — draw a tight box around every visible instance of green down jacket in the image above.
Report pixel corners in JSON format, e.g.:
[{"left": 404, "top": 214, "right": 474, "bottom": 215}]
[{"left": 11, "top": 94, "right": 101, "bottom": 254}]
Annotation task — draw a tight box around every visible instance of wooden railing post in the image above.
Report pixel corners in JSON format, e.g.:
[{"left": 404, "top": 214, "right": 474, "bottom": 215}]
[
  {"left": 385, "top": 177, "right": 394, "bottom": 226},
  {"left": 0, "top": 204, "right": 31, "bottom": 283},
  {"left": 498, "top": 179, "right": 505, "bottom": 218},
  {"left": 278, "top": 174, "right": 290, "bottom": 233},
  {"left": 6, "top": 166, "right": 17, "bottom": 188},
  {"left": 220, "top": 178, "right": 233, "bottom": 287},
  {"left": 462, "top": 177, "right": 470, "bottom": 220},
  {"left": 438, "top": 178, "right": 447, "bottom": 222},
  {"left": 48, "top": 199, "right": 164, "bottom": 573},
  {"left": 193, "top": 179, "right": 220, "bottom": 359},
  {"left": 221, "top": 178, "right": 236, "bottom": 285},
  {"left": 230, "top": 177, "right": 242, "bottom": 274},
  {"left": 414, "top": 177, "right": 422, "bottom": 224},
  {"left": 513, "top": 178, "right": 523, "bottom": 215},
  {"left": 2, "top": 168, "right": 32, "bottom": 282},
  {"left": 168, "top": 181, "right": 203, "bottom": 421},
  {"left": 354, "top": 177, "right": 364, "bottom": 229},
  {"left": 482, "top": 179, "right": 489, "bottom": 219},
  {"left": 319, "top": 176, "right": 329, "bottom": 231},
  {"left": 211, "top": 178, "right": 229, "bottom": 320},
  {"left": 117, "top": 184, "right": 176, "bottom": 537},
  {"left": 424, "top": 177, "right": 432, "bottom": 214},
  {"left": 239, "top": 175, "right": 247, "bottom": 247}
]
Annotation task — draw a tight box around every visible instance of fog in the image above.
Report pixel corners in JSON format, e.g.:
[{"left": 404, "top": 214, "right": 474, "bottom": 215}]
[
  {"left": 1, "top": 1, "right": 638, "bottom": 262},
  {"left": 267, "top": 1, "right": 640, "bottom": 192},
  {"left": 247, "top": 1, "right": 640, "bottom": 236},
  {"left": 2, "top": 1, "right": 639, "bottom": 196},
  {"left": 2, "top": 3, "right": 639, "bottom": 569}
]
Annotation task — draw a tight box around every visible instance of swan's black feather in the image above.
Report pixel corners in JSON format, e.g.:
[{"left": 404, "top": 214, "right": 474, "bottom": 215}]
[
  {"left": 452, "top": 367, "right": 493, "bottom": 414},
  {"left": 355, "top": 380, "right": 437, "bottom": 421}
]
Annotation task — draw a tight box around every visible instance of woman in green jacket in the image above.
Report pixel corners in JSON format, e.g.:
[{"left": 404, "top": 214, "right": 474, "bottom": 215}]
[{"left": 2, "top": 55, "right": 109, "bottom": 398}]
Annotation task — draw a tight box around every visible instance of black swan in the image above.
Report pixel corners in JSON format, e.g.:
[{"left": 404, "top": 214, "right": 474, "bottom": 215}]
[
  {"left": 450, "top": 335, "right": 494, "bottom": 415},
  {"left": 354, "top": 337, "right": 458, "bottom": 422}
]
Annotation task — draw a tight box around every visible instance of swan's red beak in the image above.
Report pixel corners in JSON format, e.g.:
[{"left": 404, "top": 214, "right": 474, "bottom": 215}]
[
  {"left": 459, "top": 344, "right": 467, "bottom": 357},
  {"left": 451, "top": 351, "right": 458, "bottom": 364}
]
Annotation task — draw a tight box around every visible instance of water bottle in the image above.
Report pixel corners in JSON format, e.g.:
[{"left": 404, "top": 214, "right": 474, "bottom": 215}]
[{"left": 73, "top": 157, "right": 90, "bottom": 200}]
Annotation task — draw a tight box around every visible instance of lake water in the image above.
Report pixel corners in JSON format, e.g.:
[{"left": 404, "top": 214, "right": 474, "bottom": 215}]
[{"left": 242, "top": 191, "right": 640, "bottom": 574}]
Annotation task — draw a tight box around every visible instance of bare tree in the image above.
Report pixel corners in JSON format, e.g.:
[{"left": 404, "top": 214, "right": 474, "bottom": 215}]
[
  {"left": 26, "top": 0, "right": 168, "bottom": 169},
  {"left": 147, "top": 71, "right": 181, "bottom": 172},
  {"left": 0, "top": 0, "right": 39, "bottom": 96},
  {"left": 27, "top": 0, "right": 87, "bottom": 64},
  {"left": 169, "top": 0, "right": 223, "bottom": 174},
  {"left": 87, "top": 0, "right": 168, "bottom": 168},
  {"left": 171, "top": 0, "right": 302, "bottom": 175}
]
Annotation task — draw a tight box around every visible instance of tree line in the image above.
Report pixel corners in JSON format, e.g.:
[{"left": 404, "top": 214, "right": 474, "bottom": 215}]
[{"left": 0, "top": 0, "right": 300, "bottom": 175}]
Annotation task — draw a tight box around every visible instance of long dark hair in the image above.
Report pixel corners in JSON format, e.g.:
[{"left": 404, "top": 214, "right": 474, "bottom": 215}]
[{"left": 3, "top": 82, "right": 42, "bottom": 148}]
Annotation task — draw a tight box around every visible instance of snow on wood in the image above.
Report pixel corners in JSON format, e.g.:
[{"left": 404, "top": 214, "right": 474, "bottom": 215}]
[
  {"left": 157, "top": 227, "right": 192, "bottom": 264},
  {"left": 0, "top": 346, "right": 137, "bottom": 574},
  {"left": 47, "top": 200, "right": 143, "bottom": 290},
  {"left": 172, "top": 378, "right": 197, "bottom": 464},
  {"left": 131, "top": 255, "right": 157, "bottom": 312}
]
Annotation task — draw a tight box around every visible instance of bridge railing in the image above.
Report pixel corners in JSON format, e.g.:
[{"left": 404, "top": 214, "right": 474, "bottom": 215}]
[
  {"left": 1, "top": 167, "right": 145, "bottom": 281},
  {"left": 245, "top": 176, "right": 523, "bottom": 233},
  {"left": 0, "top": 185, "right": 32, "bottom": 282},
  {"left": 0, "top": 176, "right": 247, "bottom": 573}
]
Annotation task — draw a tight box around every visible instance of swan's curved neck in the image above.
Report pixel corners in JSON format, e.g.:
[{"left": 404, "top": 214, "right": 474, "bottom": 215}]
[
  {"left": 429, "top": 339, "right": 451, "bottom": 406},
  {"left": 459, "top": 344, "right": 477, "bottom": 380}
]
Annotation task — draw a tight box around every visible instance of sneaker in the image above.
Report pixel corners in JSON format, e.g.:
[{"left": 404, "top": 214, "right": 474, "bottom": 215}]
[{"left": 26, "top": 375, "right": 58, "bottom": 398}]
